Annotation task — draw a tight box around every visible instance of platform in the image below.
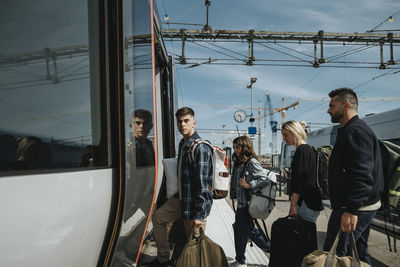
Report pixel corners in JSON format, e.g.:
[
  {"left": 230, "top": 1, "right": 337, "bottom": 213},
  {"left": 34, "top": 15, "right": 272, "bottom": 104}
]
[{"left": 206, "top": 199, "right": 269, "bottom": 266}]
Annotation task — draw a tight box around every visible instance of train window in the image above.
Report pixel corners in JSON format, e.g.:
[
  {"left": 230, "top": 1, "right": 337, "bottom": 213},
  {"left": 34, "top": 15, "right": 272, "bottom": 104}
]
[
  {"left": 111, "top": 0, "right": 157, "bottom": 265},
  {"left": 0, "top": 0, "right": 107, "bottom": 174}
]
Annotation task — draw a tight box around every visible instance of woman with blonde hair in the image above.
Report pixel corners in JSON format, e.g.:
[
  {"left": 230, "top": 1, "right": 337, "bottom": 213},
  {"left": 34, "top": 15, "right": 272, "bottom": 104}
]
[
  {"left": 230, "top": 136, "right": 270, "bottom": 267},
  {"left": 281, "top": 120, "right": 323, "bottom": 223}
]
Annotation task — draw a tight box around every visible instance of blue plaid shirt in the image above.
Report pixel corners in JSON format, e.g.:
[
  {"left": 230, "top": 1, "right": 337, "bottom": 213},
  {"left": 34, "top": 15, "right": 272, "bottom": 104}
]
[{"left": 178, "top": 132, "right": 213, "bottom": 221}]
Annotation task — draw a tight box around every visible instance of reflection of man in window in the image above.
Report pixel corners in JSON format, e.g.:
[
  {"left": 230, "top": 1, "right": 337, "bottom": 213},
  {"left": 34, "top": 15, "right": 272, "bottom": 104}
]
[{"left": 131, "top": 109, "right": 155, "bottom": 167}]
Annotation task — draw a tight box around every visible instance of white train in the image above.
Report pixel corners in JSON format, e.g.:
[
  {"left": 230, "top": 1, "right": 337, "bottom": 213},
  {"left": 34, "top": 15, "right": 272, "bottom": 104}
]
[
  {"left": 307, "top": 107, "right": 400, "bottom": 147},
  {"left": 0, "top": 1, "right": 176, "bottom": 266}
]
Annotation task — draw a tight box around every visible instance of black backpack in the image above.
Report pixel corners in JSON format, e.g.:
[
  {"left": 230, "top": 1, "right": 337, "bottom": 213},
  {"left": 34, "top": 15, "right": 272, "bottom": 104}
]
[
  {"left": 313, "top": 145, "right": 333, "bottom": 200},
  {"left": 379, "top": 140, "right": 400, "bottom": 252},
  {"left": 380, "top": 140, "right": 400, "bottom": 211}
]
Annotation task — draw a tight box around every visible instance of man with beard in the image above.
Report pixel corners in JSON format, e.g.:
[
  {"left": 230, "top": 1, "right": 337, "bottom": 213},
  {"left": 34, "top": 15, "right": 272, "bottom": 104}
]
[{"left": 323, "top": 87, "right": 384, "bottom": 265}]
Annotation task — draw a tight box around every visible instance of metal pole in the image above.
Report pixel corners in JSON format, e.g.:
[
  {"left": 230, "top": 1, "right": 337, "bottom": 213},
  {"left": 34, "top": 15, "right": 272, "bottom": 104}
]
[
  {"left": 250, "top": 86, "right": 253, "bottom": 125},
  {"left": 258, "top": 101, "right": 261, "bottom": 156}
]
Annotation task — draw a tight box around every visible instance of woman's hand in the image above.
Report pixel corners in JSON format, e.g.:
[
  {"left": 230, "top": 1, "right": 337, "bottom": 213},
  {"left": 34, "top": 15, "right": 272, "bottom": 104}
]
[
  {"left": 289, "top": 205, "right": 297, "bottom": 217},
  {"left": 239, "top": 178, "right": 250, "bottom": 189}
]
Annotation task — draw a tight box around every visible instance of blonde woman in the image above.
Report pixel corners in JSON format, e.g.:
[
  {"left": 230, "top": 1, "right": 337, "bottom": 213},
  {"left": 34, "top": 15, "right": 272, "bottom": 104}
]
[{"left": 281, "top": 120, "right": 323, "bottom": 223}]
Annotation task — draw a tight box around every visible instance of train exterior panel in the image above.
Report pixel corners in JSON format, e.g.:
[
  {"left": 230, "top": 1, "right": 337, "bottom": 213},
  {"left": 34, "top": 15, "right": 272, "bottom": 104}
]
[
  {"left": 0, "top": 170, "right": 112, "bottom": 267},
  {"left": 0, "top": 0, "right": 175, "bottom": 266},
  {"left": 307, "top": 107, "right": 400, "bottom": 146}
]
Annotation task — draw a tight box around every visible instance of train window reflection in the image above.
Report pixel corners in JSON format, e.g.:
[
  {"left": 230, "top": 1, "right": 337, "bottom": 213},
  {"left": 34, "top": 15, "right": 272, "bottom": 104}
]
[{"left": 0, "top": 0, "right": 106, "bottom": 174}]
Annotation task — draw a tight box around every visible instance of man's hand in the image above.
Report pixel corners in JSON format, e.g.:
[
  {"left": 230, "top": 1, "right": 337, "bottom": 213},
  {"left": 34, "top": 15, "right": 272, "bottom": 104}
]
[
  {"left": 191, "top": 219, "right": 203, "bottom": 228},
  {"left": 341, "top": 212, "right": 358, "bottom": 233}
]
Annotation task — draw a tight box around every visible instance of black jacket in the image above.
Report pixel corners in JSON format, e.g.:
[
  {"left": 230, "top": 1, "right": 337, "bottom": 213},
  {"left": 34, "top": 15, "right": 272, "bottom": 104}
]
[
  {"left": 328, "top": 116, "right": 384, "bottom": 214},
  {"left": 291, "top": 144, "right": 323, "bottom": 211}
]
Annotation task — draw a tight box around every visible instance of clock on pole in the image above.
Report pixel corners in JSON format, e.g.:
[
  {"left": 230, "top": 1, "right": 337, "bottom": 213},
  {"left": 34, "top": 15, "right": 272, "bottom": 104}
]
[{"left": 234, "top": 110, "right": 247, "bottom": 123}]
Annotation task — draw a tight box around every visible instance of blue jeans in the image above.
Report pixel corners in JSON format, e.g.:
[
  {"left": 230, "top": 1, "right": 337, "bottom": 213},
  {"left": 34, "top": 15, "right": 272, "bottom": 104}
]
[
  {"left": 323, "top": 208, "right": 377, "bottom": 266},
  {"left": 297, "top": 201, "right": 321, "bottom": 223},
  {"left": 234, "top": 207, "right": 270, "bottom": 264}
]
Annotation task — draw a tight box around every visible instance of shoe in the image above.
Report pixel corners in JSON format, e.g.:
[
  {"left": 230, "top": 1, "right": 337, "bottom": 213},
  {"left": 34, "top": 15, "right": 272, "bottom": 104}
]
[
  {"left": 229, "top": 260, "right": 247, "bottom": 267},
  {"left": 142, "top": 258, "right": 171, "bottom": 267}
]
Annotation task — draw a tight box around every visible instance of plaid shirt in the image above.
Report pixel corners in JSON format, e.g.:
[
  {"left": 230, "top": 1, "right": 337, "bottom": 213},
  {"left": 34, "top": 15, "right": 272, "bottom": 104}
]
[{"left": 178, "top": 132, "right": 213, "bottom": 221}]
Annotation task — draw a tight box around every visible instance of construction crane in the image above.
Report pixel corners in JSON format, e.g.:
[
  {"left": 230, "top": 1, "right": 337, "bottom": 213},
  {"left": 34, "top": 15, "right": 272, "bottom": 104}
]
[{"left": 264, "top": 91, "right": 279, "bottom": 155}]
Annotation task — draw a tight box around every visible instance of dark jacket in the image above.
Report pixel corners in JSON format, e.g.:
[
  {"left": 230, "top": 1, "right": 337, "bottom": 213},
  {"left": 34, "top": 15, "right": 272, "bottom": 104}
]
[
  {"left": 328, "top": 116, "right": 384, "bottom": 215},
  {"left": 291, "top": 144, "right": 323, "bottom": 211},
  {"left": 231, "top": 157, "right": 270, "bottom": 209},
  {"left": 178, "top": 131, "right": 213, "bottom": 221}
]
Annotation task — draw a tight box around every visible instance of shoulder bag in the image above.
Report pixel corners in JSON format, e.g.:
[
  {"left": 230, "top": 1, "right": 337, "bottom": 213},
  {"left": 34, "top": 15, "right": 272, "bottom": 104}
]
[{"left": 301, "top": 231, "right": 370, "bottom": 267}]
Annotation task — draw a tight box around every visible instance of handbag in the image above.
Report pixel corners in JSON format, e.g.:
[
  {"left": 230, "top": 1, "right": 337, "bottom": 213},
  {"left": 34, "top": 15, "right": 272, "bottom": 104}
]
[
  {"left": 175, "top": 228, "right": 228, "bottom": 267},
  {"left": 248, "top": 170, "right": 277, "bottom": 219},
  {"left": 301, "top": 231, "right": 371, "bottom": 267}
]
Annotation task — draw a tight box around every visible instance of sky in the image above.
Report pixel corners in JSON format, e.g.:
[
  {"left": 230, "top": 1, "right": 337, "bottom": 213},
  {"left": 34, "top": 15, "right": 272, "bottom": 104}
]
[{"left": 156, "top": 0, "right": 400, "bottom": 154}]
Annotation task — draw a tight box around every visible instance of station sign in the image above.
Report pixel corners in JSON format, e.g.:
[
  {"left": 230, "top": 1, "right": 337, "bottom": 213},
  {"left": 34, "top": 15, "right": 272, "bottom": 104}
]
[{"left": 248, "top": 127, "right": 257, "bottom": 135}]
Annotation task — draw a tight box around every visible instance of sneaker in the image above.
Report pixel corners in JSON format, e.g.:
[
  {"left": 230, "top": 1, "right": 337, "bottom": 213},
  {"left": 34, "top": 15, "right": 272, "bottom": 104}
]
[
  {"left": 142, "top": 258, "right": 171, "bottom": 267},
  {"left": 229, "top": 260, "right": 247, "bottom": 267}
]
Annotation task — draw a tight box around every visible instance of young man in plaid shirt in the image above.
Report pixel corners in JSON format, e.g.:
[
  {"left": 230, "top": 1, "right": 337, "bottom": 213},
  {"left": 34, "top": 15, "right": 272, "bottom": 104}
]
[{"left": 145, "top": 107, "right": 213, "bottom": 267}]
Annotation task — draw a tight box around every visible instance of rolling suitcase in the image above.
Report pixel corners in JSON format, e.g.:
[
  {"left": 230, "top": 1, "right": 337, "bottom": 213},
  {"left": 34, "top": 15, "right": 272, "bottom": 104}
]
[{"left": 269, "top": 215, "right": 317, "bottom": 267}]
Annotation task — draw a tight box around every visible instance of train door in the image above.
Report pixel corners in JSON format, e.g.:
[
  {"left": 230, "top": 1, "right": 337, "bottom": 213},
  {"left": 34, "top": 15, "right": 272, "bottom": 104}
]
[{"left": 109, "top": 0, "right": 175, "bottom": 266}]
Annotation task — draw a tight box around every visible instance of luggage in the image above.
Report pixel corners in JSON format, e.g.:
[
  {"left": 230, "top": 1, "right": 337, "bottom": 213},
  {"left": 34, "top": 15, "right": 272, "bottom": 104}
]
[
  {"left": 189, "top": 139, "right": 230, "bottom": 199},
  {"left": 269, "top": 215, "right": 317, "bottom": 267},
  {"left": 379, "top": 140, "right": 400, "bottom": 252},
  {"left": 248, "top": 170, "right": 277, "bottom": 219},
  {"left": 302, "top": 231, "right": 370, "bottom": 267},
  {"left": 175, "top": 229, "right": 228, "bottom": 267},
  {"left": 313, "top": 145, "right": 333, "bottom": 200}
]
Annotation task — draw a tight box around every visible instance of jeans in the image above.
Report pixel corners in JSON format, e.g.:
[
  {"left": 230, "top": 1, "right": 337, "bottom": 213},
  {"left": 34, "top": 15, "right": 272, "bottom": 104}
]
[
  {"left": 297, "top": 201, "right": 321, "bottom": 223},
  {"left": 234, "top": 207, "right": 270, "bottom": 264},
  {"left": 323, "top": 208, "right": 377, "bottom": 266}
]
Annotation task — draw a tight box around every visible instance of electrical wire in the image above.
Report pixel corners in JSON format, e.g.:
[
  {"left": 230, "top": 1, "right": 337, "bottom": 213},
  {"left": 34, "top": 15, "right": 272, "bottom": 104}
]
[
  {"left": 255, "top": 41, "right": 313, "bottom": 64},
  {"left": 207, "top": 42, "right": 248, "bottom": 58},
  {"left": 326, "top": 44, "right": 377, "bottom": 61},
  {"left": 189, "top": 41, "right": 246, "bottom": 61},
  {"left": 367, "top": 9, "right": 400, "bottom": 32},
  {"left": 258, "top": 35, "right": 314, "bottom": 59},
  {"left": 354, "top": 68, "right": 400, "bottom": 91}
]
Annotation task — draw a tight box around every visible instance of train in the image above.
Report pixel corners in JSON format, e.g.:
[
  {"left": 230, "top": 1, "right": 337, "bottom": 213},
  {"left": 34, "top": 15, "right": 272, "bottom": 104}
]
[
  {"left": 307, "top": 107, "right": 400, "bottom": 147},
  {"left": 0, "top": 0, "right": 176, "bottom": 266}
]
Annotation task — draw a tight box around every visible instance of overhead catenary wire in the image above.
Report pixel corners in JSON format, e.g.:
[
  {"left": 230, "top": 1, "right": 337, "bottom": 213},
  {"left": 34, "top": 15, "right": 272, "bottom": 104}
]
[
  {"left": 326, "top": 44, "right": 378, "bottom": 61},
  {"left": 367, "top": 9, "right": 400, "bottom": 32},
  {"left": 255, "top": 41, "right": 313, "bottom": 64},
  {"left": 258, "top": 35, "right": 314, "bottom": 59},
  {"left": 189, "top": 41, "right": 246, "bottom": 61}
]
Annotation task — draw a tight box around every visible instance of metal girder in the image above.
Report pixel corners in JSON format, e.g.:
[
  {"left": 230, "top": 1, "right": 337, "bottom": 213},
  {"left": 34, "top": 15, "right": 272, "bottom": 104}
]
[
  {"left": 162, "top": 29, "right": 400, "bottom": 43},
  {"left": 162, "top": 29, "right": 400, "bottom": 68},
  {"left": 0, "top": 45, "right": 88, "bottom": 66}
]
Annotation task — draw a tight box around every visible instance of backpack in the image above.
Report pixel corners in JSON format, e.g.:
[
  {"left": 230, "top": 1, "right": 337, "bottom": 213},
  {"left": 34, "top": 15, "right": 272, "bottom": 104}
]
[
  {"left": 378, "top": 140, "right": 400, "bottom": 252},
  {"left": 248, "top": 170, "right": 277, "bottom": 219},
  {"left": 379, "top": 140, "right": 400, "bottom": 211},
  {"left": 313, "top": 145, "right": 333, "bottom": 200},
  {"left": 189, "top": 139, "right": 230, "bottom": 199}
]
